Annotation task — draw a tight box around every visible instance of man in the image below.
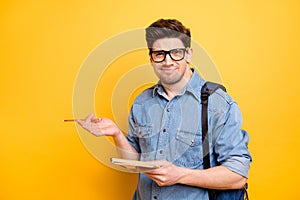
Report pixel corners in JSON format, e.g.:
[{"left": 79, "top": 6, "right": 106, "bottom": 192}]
[{"left": 77, "top": 19, "right": 251, "bottom": 200}]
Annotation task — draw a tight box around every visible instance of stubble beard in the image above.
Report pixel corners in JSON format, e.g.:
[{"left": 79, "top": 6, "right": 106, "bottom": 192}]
[
  {"left": 158, "top": 64, "right": 188, "bottom": 86},
  {"left": 159, "top": 71, "right": 185, "bottom": 85}
]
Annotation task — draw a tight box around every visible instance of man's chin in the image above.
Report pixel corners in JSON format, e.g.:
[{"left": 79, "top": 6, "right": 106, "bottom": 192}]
[{"left": 160, "top": 76, "right": 181, "bottom": 85}]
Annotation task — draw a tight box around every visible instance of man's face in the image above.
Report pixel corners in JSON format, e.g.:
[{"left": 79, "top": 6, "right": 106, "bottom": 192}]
[{"left": 150, "top": 37, "right": 192, "bottom": 86}]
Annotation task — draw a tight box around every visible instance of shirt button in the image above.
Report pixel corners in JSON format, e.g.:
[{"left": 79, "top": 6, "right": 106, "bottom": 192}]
[
  {"left": 163, "top": 129, "right": 166, "bottom": 133},
  {"left": 167, "top": 108, "right": 170, "bottom": 112},
  {"left": 154, "top": 196, "right": 157, "bottom": 199},
  {"left": 191, "top": 139, "right": 195, "bottom": 145},
  {"left": 159, "top": 150, "right": 163, "bottom": 154}
]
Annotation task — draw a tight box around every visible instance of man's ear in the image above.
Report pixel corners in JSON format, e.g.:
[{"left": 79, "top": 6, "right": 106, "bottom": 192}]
[{"left": 186, "top": 48, "right": 193, "bottom": 63}]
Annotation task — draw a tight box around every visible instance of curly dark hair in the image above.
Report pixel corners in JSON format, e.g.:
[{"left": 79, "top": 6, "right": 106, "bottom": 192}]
[{"left": 145, "top": 19, "right": 191, "bottom": 49}]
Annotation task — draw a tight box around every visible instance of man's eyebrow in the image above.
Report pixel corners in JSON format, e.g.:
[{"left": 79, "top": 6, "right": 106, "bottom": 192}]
[{"left": 151, "top": 48, "right": 184, "bottom": 51}]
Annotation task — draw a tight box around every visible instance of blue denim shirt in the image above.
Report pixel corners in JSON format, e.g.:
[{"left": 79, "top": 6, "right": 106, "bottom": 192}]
[{"left": 126, "top": 69, "right": 252, "bottom": 200}]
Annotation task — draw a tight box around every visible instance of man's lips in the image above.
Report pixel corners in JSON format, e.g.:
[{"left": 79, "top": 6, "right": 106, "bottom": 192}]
[{"left": 160, "top": 67, "right": 176, "bottom": 73}]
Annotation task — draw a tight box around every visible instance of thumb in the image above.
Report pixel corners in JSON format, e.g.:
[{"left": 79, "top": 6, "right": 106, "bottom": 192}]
[{"left": 85, "top": 113, "right": 95, "bottom": 122}]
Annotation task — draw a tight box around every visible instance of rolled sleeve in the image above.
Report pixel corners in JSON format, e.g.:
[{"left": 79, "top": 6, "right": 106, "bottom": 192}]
[
  {"left": 221, "top": 130, "right": 252, "bottom": 178},
  {"left": 211, "top": 98, "right": 252, "bottom": 178},
  {"left": 126, "top": 105, "right": 141, "bottom": 153}
]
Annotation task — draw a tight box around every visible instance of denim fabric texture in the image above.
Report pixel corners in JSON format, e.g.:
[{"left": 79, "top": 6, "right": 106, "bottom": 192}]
[{"left": 126, "top": 69, "right": 252, "bottom": 200}]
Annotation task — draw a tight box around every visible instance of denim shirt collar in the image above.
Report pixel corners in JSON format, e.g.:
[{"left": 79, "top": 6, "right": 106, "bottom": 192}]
[{"left": 152, "top": 68, "right": 206, "bottom": 101}]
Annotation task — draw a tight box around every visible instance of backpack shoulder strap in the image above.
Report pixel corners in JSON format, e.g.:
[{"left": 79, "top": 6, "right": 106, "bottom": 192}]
[
  {"left": 201, "top": 82, "right": 249, "bottom": 200},
  {"left": 201, "top": 81, "right": 226, "bottom": 169},
  {"left": 201, "top": 81, "right": 226, "bottom": 200},
  {"left": 201, "top": 81, "right": 226, "bottom": 99}
]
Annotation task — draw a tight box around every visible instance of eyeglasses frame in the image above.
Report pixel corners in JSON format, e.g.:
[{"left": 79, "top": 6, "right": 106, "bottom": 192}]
[{"left": 149, "top": 47, "right": 190, "bottom": 63}]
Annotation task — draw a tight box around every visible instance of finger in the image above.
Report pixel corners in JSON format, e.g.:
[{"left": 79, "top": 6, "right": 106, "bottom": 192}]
[
  {"left": 76, "top": 119, "right": 85, "bottom": 126},
  {"left": 137, "top": 166, "right": 158, "bottom": 173},
  {"left": 159, "top": 160, "right": 172, "bottom": 168},
  {"left": 91, "top": 117, "right": 102, "bottom": 123},
  {"left": 150, "top": 160, "right": 168, "bottom": 168},
  {"left": 145, "top": 169, "right": 162, "bottom": 176},
  {"left": 85, "top": 113, "right": 95, "bottom": 122}
]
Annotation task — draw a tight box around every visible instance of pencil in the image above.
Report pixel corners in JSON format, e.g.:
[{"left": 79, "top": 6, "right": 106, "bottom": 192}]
[{"left": 63, "top": 119, "right": 81, "bottom": 122}]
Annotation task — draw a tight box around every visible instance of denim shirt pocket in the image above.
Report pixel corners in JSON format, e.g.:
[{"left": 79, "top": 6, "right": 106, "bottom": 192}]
[
  {"left": 173, "top": 130, "right": 203, "bottom": 168},
  {"left": 135, "top": 125, "right": 156, "bottom": 160}
]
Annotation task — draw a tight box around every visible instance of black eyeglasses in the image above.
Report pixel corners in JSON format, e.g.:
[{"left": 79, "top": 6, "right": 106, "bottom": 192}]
[{"left": 150, "top": 48, "right": 189, "bottom": 63}]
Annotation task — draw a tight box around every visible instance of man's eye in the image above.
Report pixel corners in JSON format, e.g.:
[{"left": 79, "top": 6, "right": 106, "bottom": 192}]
[
  {"left": 171, "top": 49, "right": 181, "bottom": 54},
  {"left": 153, "top": 52, "right": 165, "bottom": 57}
]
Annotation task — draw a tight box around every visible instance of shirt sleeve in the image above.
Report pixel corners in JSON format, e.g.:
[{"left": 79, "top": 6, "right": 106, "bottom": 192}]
[
  {"left": 126, "top": 105, "right": 141, "bottom": 153},
  {"left": 210, "top": 93, "right": 252, "bottom": 178}
]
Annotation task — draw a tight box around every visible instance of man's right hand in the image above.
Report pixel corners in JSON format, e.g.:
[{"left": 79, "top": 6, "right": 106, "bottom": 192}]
[{"left": 76, "top": 113, "right": 122, "bottom": 137}]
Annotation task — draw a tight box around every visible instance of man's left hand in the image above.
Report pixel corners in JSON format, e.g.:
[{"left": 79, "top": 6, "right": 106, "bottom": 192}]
[{"left": 144, "top": 160, "right": 183, "bottom": 186}]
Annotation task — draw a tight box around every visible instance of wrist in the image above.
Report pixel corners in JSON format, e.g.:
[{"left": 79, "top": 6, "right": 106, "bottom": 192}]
[
  {"left": 113, "top": 129, "right": 123, "bottom": 138},
  {"left": 175, "top": 166, "right": 189, "bottom": 185},
  {"left": 113, "top": 129, "right": 127, "bottom": 144},
  {"left": 178, "top": 167, "right": 198, "bottom": 185}
]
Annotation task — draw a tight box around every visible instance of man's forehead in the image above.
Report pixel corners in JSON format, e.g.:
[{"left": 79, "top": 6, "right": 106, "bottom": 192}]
[{"left": 151, "top": 37, "right": 185, "bottom": 50}]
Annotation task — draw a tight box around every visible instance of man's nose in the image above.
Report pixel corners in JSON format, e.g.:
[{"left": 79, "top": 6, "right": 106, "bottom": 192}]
[{"left": 163, "top": 53, "right": 173, "bottom": 65}]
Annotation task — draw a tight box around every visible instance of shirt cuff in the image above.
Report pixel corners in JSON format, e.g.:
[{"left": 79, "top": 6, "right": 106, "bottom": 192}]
[{"left": 221, "top": 156, "right": 251, "bottom": 178}]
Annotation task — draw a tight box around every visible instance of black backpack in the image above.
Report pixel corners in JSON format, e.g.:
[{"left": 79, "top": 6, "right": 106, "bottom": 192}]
[{"left": 201, "top": 82, "right": 249, "bottom": 200}]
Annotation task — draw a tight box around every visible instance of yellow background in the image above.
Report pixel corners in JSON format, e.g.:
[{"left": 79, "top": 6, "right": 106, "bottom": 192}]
[{"left": 1, "top": 0, "right": 299, "bottom": 199}]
